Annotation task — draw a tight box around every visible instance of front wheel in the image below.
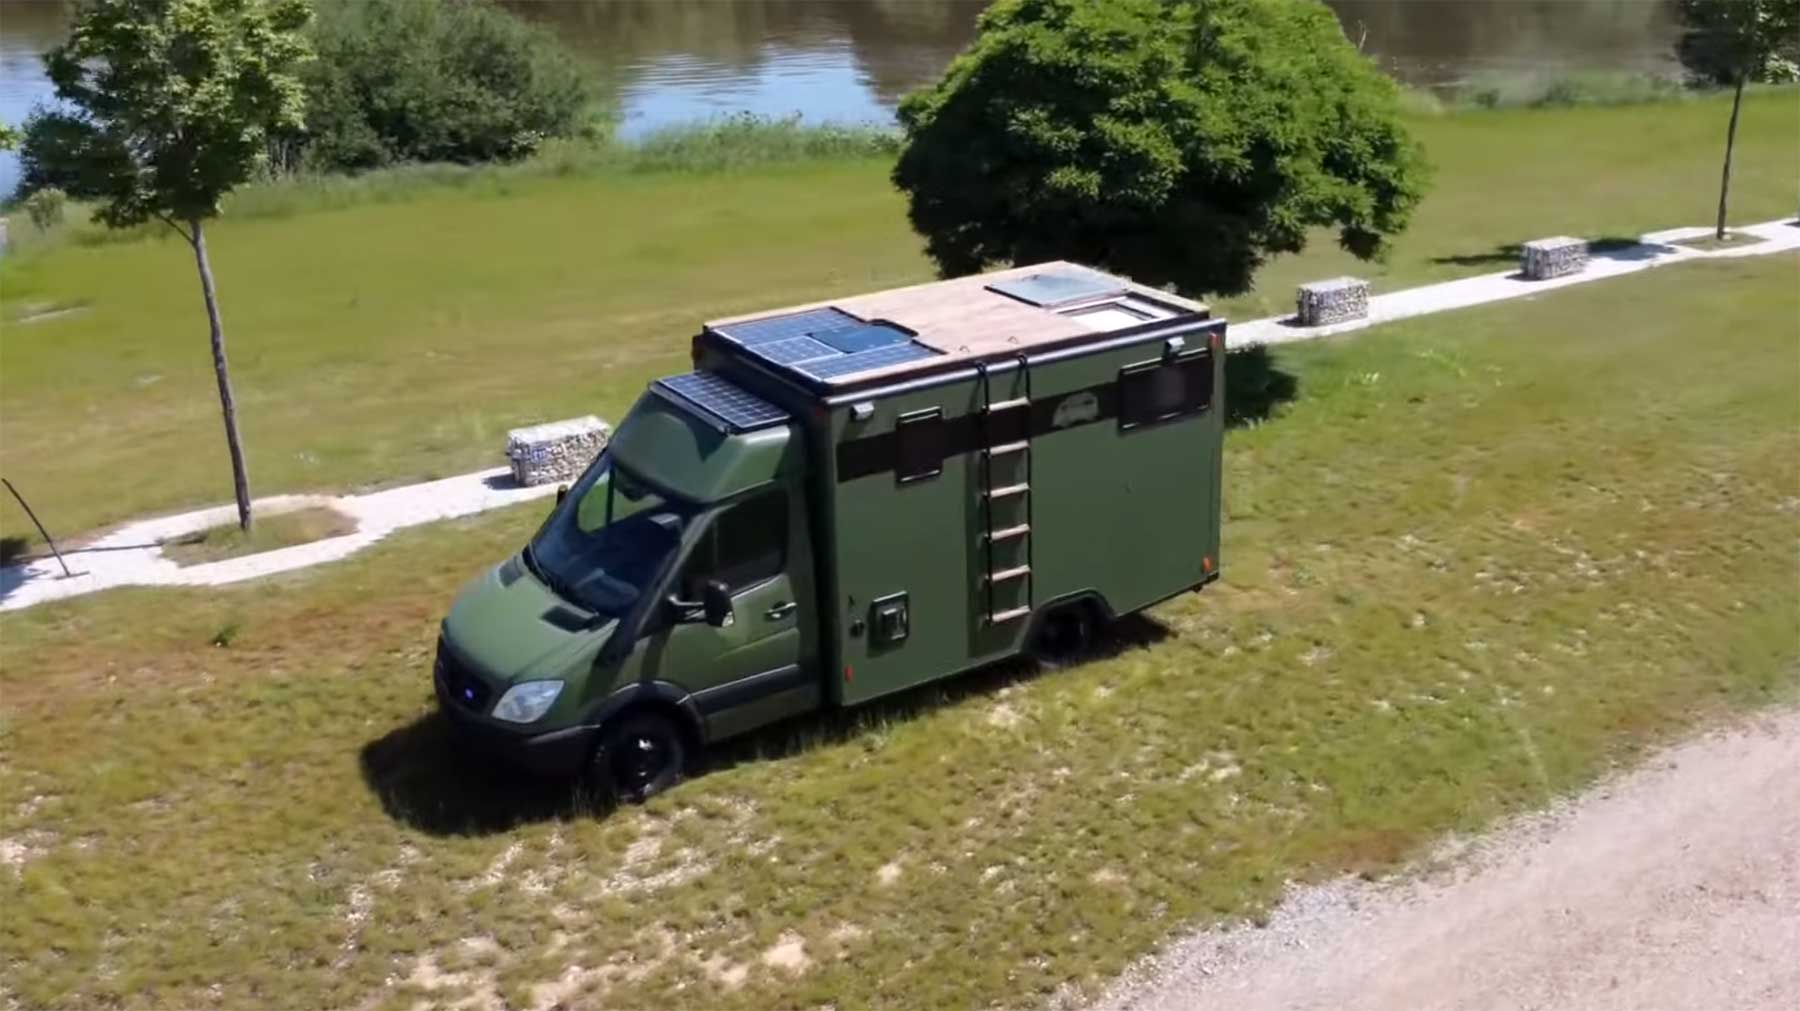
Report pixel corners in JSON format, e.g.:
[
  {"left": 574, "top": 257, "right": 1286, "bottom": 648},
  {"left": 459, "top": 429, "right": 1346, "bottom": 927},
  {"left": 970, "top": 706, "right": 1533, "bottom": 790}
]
[{"left": 590, "top": 711, "right": 687, "bottom": 804}]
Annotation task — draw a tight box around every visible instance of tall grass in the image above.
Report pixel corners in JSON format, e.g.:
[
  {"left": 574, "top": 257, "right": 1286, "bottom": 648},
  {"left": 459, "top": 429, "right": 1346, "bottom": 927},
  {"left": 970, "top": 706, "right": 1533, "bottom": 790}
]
[
  {"left": 1401, "top": 70, "right": 1700, "bottom": 116},
  {"left": 2, "top": 116, "right": 903, "bottom": 248}
]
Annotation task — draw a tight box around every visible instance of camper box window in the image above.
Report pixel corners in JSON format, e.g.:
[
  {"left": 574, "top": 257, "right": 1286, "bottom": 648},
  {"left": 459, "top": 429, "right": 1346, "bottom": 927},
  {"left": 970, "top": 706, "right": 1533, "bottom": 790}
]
[
  {"left": 1119, "top": 352, "right": 1213, "bottom": 430},
  {"left": 895, "top": 408, "right": 947, "bottom": 483}
]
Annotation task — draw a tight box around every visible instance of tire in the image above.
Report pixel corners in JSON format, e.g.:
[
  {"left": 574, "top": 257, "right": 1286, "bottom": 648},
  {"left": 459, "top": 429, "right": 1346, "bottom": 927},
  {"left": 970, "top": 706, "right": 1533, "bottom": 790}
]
[
  {"left": 590, "top": 711, "right": 687, "bottom": 804},
  {"left": 1029, "top": 602, "right": 1097, "bottom": 666}
]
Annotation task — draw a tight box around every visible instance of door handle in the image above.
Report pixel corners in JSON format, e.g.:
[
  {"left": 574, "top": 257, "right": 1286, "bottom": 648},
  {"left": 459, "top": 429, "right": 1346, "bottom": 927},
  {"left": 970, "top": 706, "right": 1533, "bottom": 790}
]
[{"left": 764, "top": 601, "right": 797, "bottom": 621}]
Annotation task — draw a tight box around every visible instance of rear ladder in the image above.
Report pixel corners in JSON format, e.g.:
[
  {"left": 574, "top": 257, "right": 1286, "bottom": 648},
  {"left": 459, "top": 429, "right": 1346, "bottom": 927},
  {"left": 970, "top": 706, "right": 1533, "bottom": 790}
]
[{"left": 976, "top": 353, "right": 1035, "bottom": 625}]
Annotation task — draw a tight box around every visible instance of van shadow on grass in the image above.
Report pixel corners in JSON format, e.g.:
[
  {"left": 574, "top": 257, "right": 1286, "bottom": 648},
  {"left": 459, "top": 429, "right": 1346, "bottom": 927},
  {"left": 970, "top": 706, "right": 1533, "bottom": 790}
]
[
  {"left": 1225, "top": 345, "right": 1299, "bottom": 428},
  {"left": 359, "top": 613, "right": 1170, "bottom": 834}
]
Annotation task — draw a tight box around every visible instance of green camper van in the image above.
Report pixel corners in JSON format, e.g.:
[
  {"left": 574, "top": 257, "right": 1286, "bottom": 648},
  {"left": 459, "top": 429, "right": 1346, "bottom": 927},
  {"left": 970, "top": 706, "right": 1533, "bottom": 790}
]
[{"left": 436, "top": 263, "right": 1226, "bottom": 800}]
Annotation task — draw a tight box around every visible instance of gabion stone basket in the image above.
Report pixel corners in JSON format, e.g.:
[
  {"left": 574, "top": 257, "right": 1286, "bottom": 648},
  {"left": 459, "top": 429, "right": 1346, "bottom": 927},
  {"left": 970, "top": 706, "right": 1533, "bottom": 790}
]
[{"left": 505, "top": 416, "right": 610, "bottom": 487}]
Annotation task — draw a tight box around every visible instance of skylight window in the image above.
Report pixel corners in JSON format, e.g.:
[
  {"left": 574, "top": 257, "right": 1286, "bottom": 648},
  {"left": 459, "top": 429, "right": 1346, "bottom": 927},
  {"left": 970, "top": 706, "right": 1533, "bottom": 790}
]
[{"left": 1059, "top": 294, "right": 1180, "bottom": 332}]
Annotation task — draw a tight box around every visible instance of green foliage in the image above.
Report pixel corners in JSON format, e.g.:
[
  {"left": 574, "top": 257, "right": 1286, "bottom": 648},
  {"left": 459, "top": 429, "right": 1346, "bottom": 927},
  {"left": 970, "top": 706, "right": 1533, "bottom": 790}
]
[
  {"left": 0, "top": 121, "right": 20, "bottom": 151},
  {"left": 28, "top": 0, "right": 313, "bottom": 230},
  {"left": 893, "top": 0, "right": 1430, "bottom": 297},
  {"left": 23, "top": 187, "right": 67, "bottom": 232},
  {"left": 301, "top": 0, "right": 596, "bottom": 172},
  {"left": 1677, "top": 0, "right": 1800, "bottom": 86},
  {"left": 626, "top": 113, "right": 900, "bottom": 173}
]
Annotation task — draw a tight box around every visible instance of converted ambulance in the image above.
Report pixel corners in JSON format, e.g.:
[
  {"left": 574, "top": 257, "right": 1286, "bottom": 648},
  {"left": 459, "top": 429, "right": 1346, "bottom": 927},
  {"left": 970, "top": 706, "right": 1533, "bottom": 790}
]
[{"left": 436, "top": 263, "right": 1225, "bottom": 800}]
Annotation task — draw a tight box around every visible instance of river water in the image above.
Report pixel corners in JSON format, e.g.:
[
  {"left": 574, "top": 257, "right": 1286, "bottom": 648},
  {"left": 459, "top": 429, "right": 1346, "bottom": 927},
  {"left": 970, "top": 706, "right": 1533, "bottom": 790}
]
[{"left": 0, "top": 0, "right": 1682, "bottom": 199}]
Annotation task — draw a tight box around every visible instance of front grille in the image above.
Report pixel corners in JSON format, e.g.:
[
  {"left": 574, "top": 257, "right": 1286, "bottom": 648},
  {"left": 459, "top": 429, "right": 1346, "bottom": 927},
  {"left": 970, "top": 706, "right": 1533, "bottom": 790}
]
[{"left": 435, "top": 639, "right": 492, "bottom": 713}]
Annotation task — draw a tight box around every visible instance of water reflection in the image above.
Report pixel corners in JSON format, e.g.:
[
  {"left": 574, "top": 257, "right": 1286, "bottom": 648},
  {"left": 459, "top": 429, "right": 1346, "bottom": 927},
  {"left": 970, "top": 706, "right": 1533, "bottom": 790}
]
[{"left": 501, "top": 0, "right": 985, "bottom": 134}]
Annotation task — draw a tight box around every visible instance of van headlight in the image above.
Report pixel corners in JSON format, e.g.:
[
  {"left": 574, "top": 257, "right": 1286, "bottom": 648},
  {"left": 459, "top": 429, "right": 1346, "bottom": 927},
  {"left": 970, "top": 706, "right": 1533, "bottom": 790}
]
[{"left": 491, "top": 680, "right": 565, "bottom": 724}]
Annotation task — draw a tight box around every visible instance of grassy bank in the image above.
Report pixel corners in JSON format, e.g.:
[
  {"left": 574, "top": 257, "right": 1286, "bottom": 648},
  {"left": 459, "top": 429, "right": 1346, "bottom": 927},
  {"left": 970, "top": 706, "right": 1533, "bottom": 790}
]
[
  {"left": 1, "top": 91, "right": 1797, "bottom": 547},
  {"left": 2, "top": 254, "right": 1796, "bottom": 1009}
]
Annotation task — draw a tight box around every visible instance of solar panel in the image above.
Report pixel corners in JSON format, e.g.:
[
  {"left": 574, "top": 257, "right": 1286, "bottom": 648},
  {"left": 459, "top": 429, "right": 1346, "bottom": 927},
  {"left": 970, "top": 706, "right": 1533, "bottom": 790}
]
[
  {"left": 794, "top": 341, "right": 941, "bottom": 380},
  {"left": 754, "top": 336, "right": 838, "bottom": 366},
  {"left": 815, "top": 322, "right": 912, "bottom": 354},
  {"left": 718, "top": 307, "right": 861, "bottom": 346},
  {"left": 987, "top": 270, "right": 1123, "bottom": 308},
  {"left": 652, "top": 371, "right": 790, "bottom": 432}
]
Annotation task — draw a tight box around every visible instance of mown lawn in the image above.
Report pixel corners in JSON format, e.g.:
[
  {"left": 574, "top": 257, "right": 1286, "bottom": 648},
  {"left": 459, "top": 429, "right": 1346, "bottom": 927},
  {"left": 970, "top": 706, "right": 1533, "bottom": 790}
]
[
  {"left": 1, "top": 91, "right": 1796, "bottom": 546},
  {"left": 2, "top": 254, "right": 1795, "bottom": 1010}
]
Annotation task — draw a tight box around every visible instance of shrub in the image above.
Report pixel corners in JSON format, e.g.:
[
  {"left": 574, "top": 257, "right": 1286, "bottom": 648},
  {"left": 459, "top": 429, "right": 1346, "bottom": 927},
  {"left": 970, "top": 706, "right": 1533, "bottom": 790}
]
[
  {"left": 23, "top": 186, "right": 67, "bottom": 231},
  {"left": 301, "top": 0, "right": 598, "bottom": 171},
  {"left": 892, "top": 0, "right": 1430, "bottom": 298}
]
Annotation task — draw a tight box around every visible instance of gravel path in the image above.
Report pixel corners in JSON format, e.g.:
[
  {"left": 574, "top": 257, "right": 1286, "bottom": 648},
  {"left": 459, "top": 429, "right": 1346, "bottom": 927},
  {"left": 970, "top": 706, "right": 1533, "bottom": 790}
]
[{"left": 1085, "top": 707, "right": 1800, "bottom": 1011}]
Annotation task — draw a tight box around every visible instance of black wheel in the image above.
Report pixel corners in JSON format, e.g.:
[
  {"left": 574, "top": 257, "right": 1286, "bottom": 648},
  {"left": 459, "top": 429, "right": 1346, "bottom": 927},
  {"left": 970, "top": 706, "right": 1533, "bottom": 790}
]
[
  {"left": 1029, "top": 603, "right": 1097, "bottom": 666},
  {"left": 591, "top": 711, "right": 687, "bottom": 804}
]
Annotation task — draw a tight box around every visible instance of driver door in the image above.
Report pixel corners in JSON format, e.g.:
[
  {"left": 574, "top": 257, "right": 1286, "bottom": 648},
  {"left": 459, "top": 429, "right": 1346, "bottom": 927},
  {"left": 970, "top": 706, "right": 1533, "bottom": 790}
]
[{"left": 637, "top": 488, "right": 802, "bottom": 707}]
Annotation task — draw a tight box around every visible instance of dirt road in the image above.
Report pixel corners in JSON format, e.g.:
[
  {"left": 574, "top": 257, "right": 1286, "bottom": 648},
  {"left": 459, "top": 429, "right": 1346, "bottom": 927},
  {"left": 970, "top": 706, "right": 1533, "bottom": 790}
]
[{"left": 1088, "top": 707, "right": 1800, "bottom": 1011}]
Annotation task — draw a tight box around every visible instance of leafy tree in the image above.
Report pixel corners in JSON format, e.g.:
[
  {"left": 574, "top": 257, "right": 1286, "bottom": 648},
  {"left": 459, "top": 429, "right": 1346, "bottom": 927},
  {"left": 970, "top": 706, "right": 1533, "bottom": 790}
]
[
  {"left": 1677, "top": 0, "right": 1800, "bottom": 239},
  {"left": 301, "top": 0, "right": 595, "bottom": 172},
  {"left": 892, "top": 0, "right": 1429, "bottom": 297},
  {"left": 31, "top": 0, "right": 314, "bottom": 531},
  {"left": 0, "top": 122, "right": 19, "bottom": 150}
]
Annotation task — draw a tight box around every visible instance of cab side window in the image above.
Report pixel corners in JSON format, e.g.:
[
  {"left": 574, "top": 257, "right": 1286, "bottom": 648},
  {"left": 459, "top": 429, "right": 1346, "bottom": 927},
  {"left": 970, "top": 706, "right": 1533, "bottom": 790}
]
[{"left": 683, "top": 490, "right": 788, "bottom": 595}]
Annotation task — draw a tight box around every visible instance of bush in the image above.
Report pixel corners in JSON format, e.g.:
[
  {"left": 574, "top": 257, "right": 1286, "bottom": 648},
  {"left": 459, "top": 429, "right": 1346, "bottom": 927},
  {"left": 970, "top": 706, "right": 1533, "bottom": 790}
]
[
  {"left": 301, "top": 0, "right": 598, "bottom": 172},
  {"left": 23, "top": 187, "right": 67, "bottom": 231},
  {"left": 892, "top": 0, "right": 1430, "bottom": 298}
]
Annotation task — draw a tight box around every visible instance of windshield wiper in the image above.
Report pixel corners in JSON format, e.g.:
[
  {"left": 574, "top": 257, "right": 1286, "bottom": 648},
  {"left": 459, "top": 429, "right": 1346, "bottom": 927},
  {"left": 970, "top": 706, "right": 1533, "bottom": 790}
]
[{"left": 524, "top": 544, "right": 602, "bottom": 620}]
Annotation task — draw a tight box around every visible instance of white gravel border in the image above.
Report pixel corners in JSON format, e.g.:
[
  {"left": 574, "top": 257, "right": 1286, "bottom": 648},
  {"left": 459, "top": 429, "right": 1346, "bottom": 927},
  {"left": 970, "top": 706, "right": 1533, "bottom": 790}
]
[{"left": 4, "top": 216, "right": 1796, "bottom": 612}]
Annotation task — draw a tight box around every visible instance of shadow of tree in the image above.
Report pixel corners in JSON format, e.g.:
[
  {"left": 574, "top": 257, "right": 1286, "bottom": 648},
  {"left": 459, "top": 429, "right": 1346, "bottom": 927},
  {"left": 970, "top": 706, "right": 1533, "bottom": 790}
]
[
  {"left": 360, "top": 613, "right": 1172, "bottom": 834},
  {"left": 1430, "top": 243, "right": 1522, "bottom": 268},
  {"left": 0, "top": 536, "right": 30, "bottom": 567},
  {"left": 1226, "top": 345, "right": 1300, "bottom": 428}
]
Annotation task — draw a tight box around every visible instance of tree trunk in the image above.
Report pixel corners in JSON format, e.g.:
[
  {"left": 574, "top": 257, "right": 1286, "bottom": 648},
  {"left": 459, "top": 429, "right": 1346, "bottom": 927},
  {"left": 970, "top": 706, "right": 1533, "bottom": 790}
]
[
  {"left": 190, "top": 218, "right": 254, "bottom": 532},
  {"left": 1715, "top": 71, "right": 1746, "bottom": 241}
]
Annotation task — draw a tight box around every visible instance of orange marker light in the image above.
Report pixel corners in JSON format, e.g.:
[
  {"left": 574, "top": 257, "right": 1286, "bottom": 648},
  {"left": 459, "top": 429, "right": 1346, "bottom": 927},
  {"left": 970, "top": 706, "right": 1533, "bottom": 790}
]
[
  {"left": 1203, "top": 555, "right": 1215, "bottom": 573},
  {"left": 844, "top": 665, "right": 854, "bottom": 682}
]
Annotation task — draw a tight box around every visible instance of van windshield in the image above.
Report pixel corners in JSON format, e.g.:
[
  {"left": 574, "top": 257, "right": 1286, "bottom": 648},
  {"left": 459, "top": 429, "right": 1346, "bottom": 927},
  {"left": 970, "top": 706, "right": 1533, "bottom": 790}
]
[{"left": 525, "top": 452, "right": 698, "bottom": 617}]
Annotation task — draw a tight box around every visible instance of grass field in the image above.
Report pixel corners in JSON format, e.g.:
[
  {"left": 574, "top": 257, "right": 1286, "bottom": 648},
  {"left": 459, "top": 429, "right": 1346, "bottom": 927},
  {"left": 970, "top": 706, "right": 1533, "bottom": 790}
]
[
  {"left": 2, "top": 254, "right": 1795, "bottom": 1010},
  {"left": 1, "top": 91, "right": 1796, "bottom": 547},
  {"left": 159, "top": 505, "right": 357, "bottom": 567}
]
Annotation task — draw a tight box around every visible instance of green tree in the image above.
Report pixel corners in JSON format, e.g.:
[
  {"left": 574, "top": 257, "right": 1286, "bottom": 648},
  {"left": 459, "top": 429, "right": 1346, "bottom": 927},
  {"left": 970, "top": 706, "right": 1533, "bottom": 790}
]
[
  {"left": 892, "top": 0, "right": 1429, "bottom": 297},
  {"left": 1677, "top": 0, "right": 1800, "bottom": 239},
  {"left": 30, "top": 0, "right": 314, "bottom": 531}
]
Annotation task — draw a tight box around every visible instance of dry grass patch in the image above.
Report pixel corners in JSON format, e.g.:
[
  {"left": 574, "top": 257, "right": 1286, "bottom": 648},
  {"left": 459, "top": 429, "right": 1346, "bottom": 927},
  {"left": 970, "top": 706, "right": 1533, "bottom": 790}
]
[{"left": 159, "top": 505, "right": 356, "bottom": 566}]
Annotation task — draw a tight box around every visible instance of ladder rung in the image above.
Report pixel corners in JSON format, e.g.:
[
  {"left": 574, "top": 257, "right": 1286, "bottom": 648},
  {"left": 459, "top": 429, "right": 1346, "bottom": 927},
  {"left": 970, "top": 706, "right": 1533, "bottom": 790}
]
[
  {"left": 986, "top": 482, "right": 1030, "bottom": 499},
  {"left": 985, "top": 397, "right": 1030, "bottom": 413},
  {"left": 985, "top": 523, "right": 1031, "bottom": 542},
  {"left": 988, "top": 606, "right": 1032, "bottom": 624},
  {"left": 987, "top": 564, "right": 1032, "bottom": 583},
  {"left": 985, "top": 440, "right": 1029, "bottom": 456}
]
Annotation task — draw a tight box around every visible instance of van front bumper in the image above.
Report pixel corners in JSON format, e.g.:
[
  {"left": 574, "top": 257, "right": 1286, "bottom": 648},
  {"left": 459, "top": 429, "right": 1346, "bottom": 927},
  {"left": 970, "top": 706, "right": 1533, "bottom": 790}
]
[{"left": 434, "top": 649, "right": 595, "bottom": 778}]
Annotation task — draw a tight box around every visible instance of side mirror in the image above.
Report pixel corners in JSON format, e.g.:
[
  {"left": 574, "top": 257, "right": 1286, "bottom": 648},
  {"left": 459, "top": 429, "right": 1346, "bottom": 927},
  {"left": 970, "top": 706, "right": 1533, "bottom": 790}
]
[
  {"left": 701, "top": 580, "right": 733, "bottom": 628},
  {"left": 555, "top": 484, "right": 569, "bottom": 506},
  {"left": 665, "top": 580, "right": 734, "bottom": 627}
]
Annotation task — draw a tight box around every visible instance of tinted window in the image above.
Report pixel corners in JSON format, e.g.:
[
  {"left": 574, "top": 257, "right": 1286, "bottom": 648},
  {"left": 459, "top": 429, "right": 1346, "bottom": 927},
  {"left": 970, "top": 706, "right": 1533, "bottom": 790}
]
[
  {"left": 1119, "top": 352, "right": 1213, "bottom": 430},
  {"left": 895, "top": 408, "right": 947, "bottom": 483},
  {"left": 683, "top": 490, "right": 788, "bottom": 594}
]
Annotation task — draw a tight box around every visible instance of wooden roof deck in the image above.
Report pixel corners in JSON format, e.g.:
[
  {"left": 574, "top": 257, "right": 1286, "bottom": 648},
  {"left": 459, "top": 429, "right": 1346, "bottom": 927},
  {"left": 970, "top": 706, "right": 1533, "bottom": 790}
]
[{"left": 706, "top": 262, "right": 1207, "bottom": 386}]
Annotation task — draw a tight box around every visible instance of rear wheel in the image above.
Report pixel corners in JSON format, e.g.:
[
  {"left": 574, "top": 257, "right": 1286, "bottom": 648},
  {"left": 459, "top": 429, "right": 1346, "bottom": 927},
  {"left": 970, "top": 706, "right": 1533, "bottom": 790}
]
[
  {"left": 1029, "top": 602, "right": 1098, "bottom": 666},
  {"left": 590, "top": 711, "right": 687, "bottom": 804}
]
